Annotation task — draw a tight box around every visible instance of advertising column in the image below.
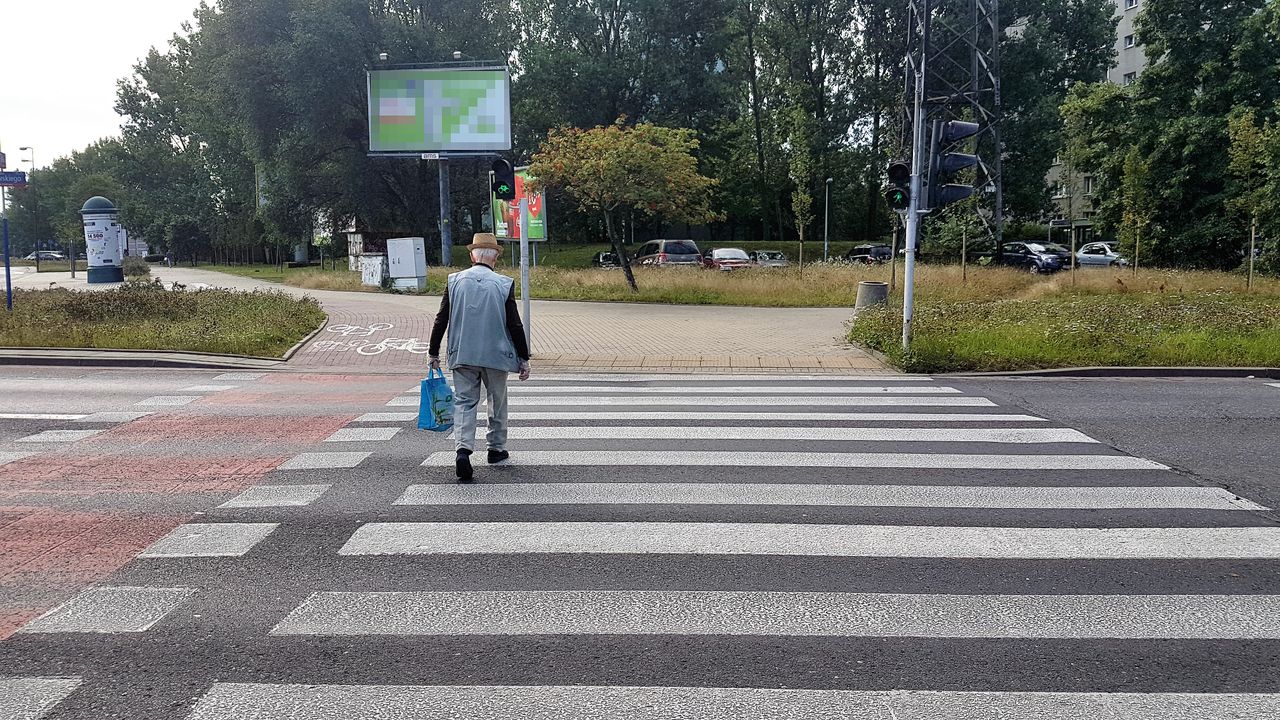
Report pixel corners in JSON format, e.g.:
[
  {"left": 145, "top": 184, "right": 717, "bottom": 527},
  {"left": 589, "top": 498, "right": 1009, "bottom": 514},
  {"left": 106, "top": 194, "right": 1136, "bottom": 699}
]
[{"left": 79, "top": 196, "right": 125, "bottom": 283}]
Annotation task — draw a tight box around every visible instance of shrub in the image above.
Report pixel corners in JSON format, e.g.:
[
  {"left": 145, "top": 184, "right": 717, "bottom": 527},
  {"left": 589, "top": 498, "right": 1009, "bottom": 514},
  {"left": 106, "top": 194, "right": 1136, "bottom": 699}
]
[{"left": 122, "top": 256, "right": 151, "bottom": 277}]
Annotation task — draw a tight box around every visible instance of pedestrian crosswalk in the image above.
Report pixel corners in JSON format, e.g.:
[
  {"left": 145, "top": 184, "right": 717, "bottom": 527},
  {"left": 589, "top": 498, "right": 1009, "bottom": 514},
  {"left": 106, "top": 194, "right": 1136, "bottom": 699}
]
[{"left": 6, "top": 373, "right": 1280, "bottom": 719}]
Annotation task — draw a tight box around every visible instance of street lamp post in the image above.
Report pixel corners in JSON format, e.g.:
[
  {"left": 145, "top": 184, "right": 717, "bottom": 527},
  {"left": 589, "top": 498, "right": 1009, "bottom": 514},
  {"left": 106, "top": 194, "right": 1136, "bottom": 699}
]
[
  {"left": 19, "top": 148, "right": 37, "bottom": 271},
  {"left": 823, "top": 177, "right": 833, "bottom": 261}
]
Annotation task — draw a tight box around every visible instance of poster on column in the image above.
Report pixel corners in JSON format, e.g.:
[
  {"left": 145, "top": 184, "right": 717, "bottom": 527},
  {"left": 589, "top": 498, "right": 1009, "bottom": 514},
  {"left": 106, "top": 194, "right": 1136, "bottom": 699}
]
[{"left": 490, "top": 168, "right": 547, "bottom": 242}]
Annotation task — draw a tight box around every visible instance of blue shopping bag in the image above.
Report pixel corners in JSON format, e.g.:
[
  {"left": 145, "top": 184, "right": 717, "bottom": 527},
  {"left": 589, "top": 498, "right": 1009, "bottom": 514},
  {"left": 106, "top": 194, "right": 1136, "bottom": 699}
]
[{"left": 418, "top": 367, "right": 454, "bottom": 432}]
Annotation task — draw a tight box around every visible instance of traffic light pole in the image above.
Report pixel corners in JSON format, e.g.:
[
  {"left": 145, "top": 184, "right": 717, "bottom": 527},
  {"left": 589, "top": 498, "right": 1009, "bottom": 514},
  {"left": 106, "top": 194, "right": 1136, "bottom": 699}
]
[{"left": 902, "top": 0, "right": 930, "bottom": 351}]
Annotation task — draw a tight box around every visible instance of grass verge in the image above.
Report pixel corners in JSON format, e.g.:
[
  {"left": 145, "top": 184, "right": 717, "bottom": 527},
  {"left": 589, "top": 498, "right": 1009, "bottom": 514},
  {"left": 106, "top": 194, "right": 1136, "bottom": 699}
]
[
  {"left": 849, "top": 292, "right": 1280, "bottom": 372},
  {"left": 0, "top": 282, "right": 326, "bottom": 357}
]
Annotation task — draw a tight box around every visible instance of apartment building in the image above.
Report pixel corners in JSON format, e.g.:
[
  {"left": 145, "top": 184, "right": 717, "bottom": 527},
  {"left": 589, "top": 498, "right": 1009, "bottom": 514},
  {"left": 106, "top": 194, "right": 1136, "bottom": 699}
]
[{"left": 1045, "top": 0, "right": 1149, "bottom": 247}]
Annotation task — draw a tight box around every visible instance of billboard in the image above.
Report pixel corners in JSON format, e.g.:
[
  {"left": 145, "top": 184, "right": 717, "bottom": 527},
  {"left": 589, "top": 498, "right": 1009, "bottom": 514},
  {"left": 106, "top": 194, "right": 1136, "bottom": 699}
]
[
  {"left": 491, "top": 168, "right": 546, "bottom": 241},
  {"left": 367, "top": 68, "right": 511, "bottom": 153}
]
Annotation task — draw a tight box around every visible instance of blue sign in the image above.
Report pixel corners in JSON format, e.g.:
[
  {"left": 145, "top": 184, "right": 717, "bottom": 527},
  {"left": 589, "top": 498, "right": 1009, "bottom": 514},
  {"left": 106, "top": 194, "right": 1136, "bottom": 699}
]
[{"left": 0, "top": 171, "right": 27, "bottom": 188}]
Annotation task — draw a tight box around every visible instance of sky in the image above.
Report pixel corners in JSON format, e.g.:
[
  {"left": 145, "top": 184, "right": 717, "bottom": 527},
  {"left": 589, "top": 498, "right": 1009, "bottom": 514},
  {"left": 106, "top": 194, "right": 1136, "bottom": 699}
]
[{"left": 0, "top": 0, "right": 203, "bottom": 171}]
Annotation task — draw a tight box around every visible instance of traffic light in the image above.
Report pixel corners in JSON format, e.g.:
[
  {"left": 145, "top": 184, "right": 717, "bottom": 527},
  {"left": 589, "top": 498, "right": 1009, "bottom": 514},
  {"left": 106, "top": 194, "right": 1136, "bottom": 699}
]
[
  {"left": 491, "top": 159, "right": 516, "bottom": 201},
  {"left": 884, "top": 160, "right": 911, "bottom": 211},
  {"left": 927, "top": 120, "right": 980, "bottom": 209}
]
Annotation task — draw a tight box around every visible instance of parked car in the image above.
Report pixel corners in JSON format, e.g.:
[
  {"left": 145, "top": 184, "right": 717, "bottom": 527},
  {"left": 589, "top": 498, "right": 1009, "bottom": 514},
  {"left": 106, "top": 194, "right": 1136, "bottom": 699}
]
[
  {"left": 23, "top": 251, "right": 66, "bottom": 261},
  {"left": 844, "top": 244, "right": 893, "bottom": 265},
  {"left": 703, "top": 248, "right": 752, "bottom": 271},
  {"left": 1076, "top": 241, "right": 1129, "bottom": 267},
  {"left": 631, "top": 239, "right": 702, "bottom": 267},
  {"left": 591, "top": 251, "right": 620, "bottom": 268},
  {"left": 749, "top": 250, "right": 789, "bottom": 268},
  {"left": 997, "top": 242, "right": 1064, "bottom": 273}
]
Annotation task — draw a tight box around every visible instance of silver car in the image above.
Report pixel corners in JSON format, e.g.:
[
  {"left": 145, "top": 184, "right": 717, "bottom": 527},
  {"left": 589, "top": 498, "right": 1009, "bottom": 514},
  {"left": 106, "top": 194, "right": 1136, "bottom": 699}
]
[
  {"left": 1076, "top": 241, "right": 1129, "bottom": 267},
  {"left": 749, "top": 250, "right": 789, "bottom": 268}
]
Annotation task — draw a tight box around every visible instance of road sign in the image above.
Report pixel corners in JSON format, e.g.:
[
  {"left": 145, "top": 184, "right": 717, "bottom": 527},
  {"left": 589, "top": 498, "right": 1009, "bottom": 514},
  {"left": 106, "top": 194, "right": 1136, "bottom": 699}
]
[
  {"left": 1049, "top": 219, "right": 1071, "bottom": 228},
  {"left": 0, "top": 171, "right": 27, "bottom": 188}
]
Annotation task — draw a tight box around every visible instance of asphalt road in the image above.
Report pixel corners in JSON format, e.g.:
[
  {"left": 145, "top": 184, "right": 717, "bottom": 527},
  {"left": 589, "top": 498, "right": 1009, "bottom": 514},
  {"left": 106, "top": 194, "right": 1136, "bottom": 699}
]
[{"left": 0, "top": 368, "right": 1277, "bottom": 719}]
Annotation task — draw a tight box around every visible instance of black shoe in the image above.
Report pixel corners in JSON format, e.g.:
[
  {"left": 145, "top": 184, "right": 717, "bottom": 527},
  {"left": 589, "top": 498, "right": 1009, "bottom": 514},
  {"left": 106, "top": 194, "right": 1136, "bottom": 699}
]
[
  {"left": 487, "top": 449, "right": 510, "bottom": 465},
  {"left": 455, "top": 449, "right": 474, "bottom": 483}
]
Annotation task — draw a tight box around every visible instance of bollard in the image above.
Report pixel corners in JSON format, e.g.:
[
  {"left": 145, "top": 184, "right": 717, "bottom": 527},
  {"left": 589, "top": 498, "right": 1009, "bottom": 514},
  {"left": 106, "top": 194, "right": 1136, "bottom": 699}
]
[{"left": 854, "top": 281, "right": 889, "bottom": 314}]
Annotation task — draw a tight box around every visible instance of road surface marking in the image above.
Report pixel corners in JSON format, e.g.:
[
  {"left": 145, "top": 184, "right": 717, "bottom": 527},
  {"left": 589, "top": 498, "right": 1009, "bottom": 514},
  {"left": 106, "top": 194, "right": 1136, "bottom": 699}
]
[
  {"left": 0, "top": 413, "right": 85, "bottom": 421},
  {"left": 421, "top": 451, "right": 1165, "bottom": 470},
  {"left": 352, "top": 412, "right": 417, "bottom": 423},
  {"left": 213, "top": 372, "right": 266, "bottom": 381},
  {"left": 74, "top": 411, "right": 153, "bottom": 423},
  {"left": 272, "top": 590, "right": 1280, "bottom": 639},
  {"left": 16, "top": 429, "right": 105, "bottom": 443},
  {"left": 18, "top": 587, "right": 195, "bottom": 634},
  {"left": 138, "top": 523, "right": 278, "bottom": 558},
  {"left": 187, "top": 684, "right": 1280, "bottom": 720},
  {"left": 180, "top": 385, "right": 239, "bottom": 392},
  {"left": 394, "top": 483, "right": 1265, "bottom": 510},
  {"left": 279, "top": 452, "right": 371, "bottom": 470},
  {"left": 492, "top": 411, "right": 1048, "bottom": 422},
  {"left": 504, "top": 373, "right": 937, "bottom": 383},
  {"left": 502, "top": 427, "right": 1097, "bottom": 444},
  {"left": 0, "top": 677, "right": 82, "bottom": 720},
  {"left": 218, "top": 485, "right": 331, "bottom": 508},
  {"left": 135, "top": 395, "right": 200, "bottom": 406},
  {"left": 510, "top": 385, "right": 960, "bottom": 395},
  {"left": 391, "top": 396, "right": 996, "bottom": 408},
  {"left": 324, "top": 427, "right": 401, "bottom": 442},
  {"left": 340, "top": 522, "right": 1280, "bottom": 559},
  {"left": 0, "top": 452, "right": 39, "bottom": 466},
  {"left": 1268, "top": 382, "right": 1280, "bottom": 389}
]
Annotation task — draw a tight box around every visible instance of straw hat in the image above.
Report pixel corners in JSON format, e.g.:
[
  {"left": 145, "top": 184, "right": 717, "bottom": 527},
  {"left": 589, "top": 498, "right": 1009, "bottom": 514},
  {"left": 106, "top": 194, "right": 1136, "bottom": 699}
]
[{"left": 468, "top": 233, "right": 503, "bottom": 252}]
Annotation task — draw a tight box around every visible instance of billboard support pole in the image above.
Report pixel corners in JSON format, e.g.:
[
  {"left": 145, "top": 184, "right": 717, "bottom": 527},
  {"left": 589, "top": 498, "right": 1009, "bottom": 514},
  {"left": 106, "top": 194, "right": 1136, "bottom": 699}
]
[
  {"left": 519, "top": 198, "right": 532, "bottom": 348},
  {"left": 438, "top": 158, "right": 453, "bottom": 267}
]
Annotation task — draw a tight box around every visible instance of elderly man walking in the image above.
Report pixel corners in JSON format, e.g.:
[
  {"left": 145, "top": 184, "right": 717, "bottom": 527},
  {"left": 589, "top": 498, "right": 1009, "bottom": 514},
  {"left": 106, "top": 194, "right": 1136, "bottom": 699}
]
[{"left": 429, "top": 233, "right": 531, "bottom": 482}]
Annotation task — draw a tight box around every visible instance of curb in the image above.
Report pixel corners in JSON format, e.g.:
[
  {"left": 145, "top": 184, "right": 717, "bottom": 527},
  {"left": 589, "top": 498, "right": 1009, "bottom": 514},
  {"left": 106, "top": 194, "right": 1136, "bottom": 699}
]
[
  {"left": 281, "top": 316, "right": 331, "bottom": 362},
  {"left": 0, "top": 348, "right": 284, "bottom": 371},
  {"left": 944, "top": 366, "right": 1280, "bottom": 380}
]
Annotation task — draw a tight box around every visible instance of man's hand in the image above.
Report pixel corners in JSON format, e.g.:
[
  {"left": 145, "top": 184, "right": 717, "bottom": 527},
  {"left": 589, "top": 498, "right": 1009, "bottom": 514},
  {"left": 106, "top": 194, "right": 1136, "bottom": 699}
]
[
  {"left": 518, "top": 360, "right": 531, "bottom": 382},
  {"left": 429, "top": 355, "right": 441, "bottom": 371}
]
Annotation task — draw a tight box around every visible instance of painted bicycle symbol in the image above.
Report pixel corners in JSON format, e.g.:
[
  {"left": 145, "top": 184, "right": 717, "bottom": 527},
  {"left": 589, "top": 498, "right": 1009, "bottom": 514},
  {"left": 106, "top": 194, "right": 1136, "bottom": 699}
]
[
  {"left": 354, "top": 338, "right": 432, "bottom": 356},
  {"left": 327, "top": 323, "right": 394, "bottom": 337}
]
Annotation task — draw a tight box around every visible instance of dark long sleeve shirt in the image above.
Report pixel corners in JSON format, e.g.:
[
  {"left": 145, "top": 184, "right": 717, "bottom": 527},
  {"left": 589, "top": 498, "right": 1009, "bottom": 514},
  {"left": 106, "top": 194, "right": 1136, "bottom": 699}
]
[{"left": 428, "top": 267, "right": 531, "bottom": 361}]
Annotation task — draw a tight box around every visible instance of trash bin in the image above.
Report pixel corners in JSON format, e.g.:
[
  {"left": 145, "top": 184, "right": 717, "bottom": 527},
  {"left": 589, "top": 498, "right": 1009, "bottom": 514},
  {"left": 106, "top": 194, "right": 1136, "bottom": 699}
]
[{"left": 854, "top": 281, "right": 889, "bottom": 313}]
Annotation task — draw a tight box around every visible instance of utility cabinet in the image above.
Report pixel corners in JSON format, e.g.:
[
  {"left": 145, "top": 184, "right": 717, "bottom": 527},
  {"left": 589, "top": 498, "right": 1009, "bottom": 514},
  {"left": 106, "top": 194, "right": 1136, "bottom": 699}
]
[{"left": 387, "top": 236, "right": 428, "bottom": 291}]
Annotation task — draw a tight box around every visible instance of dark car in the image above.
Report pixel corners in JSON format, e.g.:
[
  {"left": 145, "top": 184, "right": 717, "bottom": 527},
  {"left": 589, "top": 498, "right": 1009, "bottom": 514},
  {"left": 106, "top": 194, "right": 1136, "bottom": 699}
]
[
  {"left": 844, "top": 244, "right": 893, "bottom": 265},
  {"left": 703, "top": 248, "right": 752, "bottom": 271},
  {"left": 631, "top": 239, "right": 702, "bottom": 267},
  {"left": 998, "top": 242, "right": 1064, "bottom": 273},
  {"left": 591, "top": 251, "right": 620, "bottom": 268}
]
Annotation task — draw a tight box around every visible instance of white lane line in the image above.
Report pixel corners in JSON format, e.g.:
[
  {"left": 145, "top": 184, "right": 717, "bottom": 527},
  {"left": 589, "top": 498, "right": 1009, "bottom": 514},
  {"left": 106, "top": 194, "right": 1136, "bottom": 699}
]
[
  {"left": 0, "top": 452, "right": 39, "bottom": 466},
  {"left": 0, "top": 413, "right": 85, "bottom": 421},
  {"left": 279, "top": 452, "right": 371, "bottom": 470},
  {"left": 180, "top": 385, "right": 239, "bottom": 392},
  {"left": 272, "top": 590, "right": 1280, "bottom": 639},
  {"left": 503, "top": 427, "right": 1097, "bottom": 444},
  {"left": 75, "top": 411, "right": 153, "bottom": 423},
  {"left": 214, "top": 372, "right": 266, "bottom": 381},
  {"left": 422, "top": 451, "right": 1166, "bottom": 471},
  {"left": 324, "top": 427, "right": 401, "bottom": 442},
  {"left": 188, "top": 684, "right": 1280, "bottom": 720},
  {"left": 1268, "top": 382, "right": 1280, "bottom": 389},
  {"left": 16, "top": 429, "right": 105, "bottom": 443},
  {"left": 406, "top": 375, "right": 935, "bottom": 390},
  {"left": 495, "top": 411, "right": 1049, "bottom": 422},
  {"left": 218, "top": 485, "right": 331, "bottom": 508},
  {"left": 394, "top": 483, "right": 1267, "bottom": 511},
  {"left": 18, "top": 587, "right": 195, "bottom": 634},
  {"left": 0, "top": 677, "right": 83, "bottom": 720},
  {"left": 341, "top": 522, "right": 1280, "bottom": 559},
  {"left": 138, "top": 523, "right": 278, "bottom": 558},
  {"left": 136, "top": 396, "right": 200, "bottom": 406},
  {"left": 352, "top": 412, "right": 416, "bottom": 423},
  {"left": 511, "top": 396, "right": 999, "bottom": 407},
  {"left": 511, "top": 386, "right": 959, "bottom": 395}
]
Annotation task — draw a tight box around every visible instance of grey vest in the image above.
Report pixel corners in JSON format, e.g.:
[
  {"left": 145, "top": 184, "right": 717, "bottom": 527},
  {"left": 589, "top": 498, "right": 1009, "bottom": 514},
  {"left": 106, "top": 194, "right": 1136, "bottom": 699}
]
[{"left": 446, "top": 265, "right": 520, "bottom": 373}]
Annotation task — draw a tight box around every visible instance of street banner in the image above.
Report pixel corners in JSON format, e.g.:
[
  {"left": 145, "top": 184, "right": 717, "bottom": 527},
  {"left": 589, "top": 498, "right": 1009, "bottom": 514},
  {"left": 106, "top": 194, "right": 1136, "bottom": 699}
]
[
  {"left": 491, "top": 168, "right": 546, "bottom": 241},
  {"left": 367, "top": 68, "right": 512, "bottom": 153}
]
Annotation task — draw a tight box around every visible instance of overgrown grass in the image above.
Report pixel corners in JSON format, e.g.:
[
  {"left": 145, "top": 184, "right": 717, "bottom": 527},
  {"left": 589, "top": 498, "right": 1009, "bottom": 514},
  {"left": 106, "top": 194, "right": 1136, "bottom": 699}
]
[
  {"left": 0, "top": 282, "right": 326, "bottom": 357},
  {"left": 849, "top": 288, "right": 1280, "bottom": 372}
]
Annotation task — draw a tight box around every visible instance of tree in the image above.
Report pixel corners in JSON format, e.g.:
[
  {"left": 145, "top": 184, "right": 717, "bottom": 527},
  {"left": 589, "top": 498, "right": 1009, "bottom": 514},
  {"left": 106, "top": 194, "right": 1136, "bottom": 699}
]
[{"left": 529, "top": 121, "right": 719, "bottom": 291}]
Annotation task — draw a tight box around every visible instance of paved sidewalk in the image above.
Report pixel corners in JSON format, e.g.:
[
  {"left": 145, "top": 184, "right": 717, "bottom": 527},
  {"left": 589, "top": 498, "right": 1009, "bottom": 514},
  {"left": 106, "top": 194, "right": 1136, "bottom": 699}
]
[{"left": 11, "top": 267, "right": 892, "bottom": 373}]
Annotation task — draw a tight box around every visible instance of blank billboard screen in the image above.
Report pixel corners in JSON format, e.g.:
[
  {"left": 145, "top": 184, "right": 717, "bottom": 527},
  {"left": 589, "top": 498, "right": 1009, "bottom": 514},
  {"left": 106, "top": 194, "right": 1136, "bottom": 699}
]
[{"left": 367, "top": 68, "right": 511, "bottom": 153}]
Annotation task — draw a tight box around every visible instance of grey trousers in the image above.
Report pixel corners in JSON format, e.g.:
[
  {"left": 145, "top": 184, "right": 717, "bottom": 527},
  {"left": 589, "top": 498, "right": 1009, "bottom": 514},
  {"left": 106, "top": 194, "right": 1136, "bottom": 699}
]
[{"left": 451, "top": 365, "right": 510, "bottom": 452}]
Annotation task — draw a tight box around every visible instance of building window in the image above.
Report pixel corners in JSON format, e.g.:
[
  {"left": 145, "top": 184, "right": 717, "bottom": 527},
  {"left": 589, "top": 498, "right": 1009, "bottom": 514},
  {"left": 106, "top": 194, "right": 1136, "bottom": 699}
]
[
  {"left": 1083, "top": 211, "right": 1096, "bottom": 222},
  {"left": 1123, "top": 72, "right": 1137, "bottom": 86},
  {"left": 1053, "top": 184, "right": 1068, "bottom": 199},
  {"left": 1125, "top": 0, "right": 1138, "bottom": 9},
  {"left": 1124, "top": 34, "right": 1136, "bottom": 48},
  {"left": 1083, "top": 176, "right": 1096, "bottom": 195}
]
